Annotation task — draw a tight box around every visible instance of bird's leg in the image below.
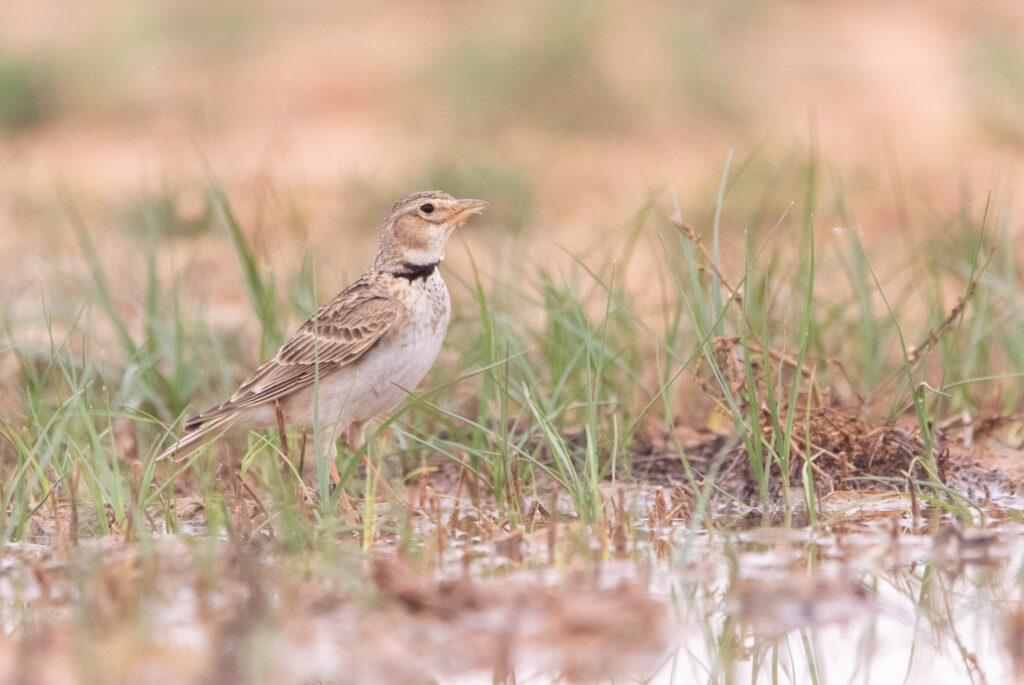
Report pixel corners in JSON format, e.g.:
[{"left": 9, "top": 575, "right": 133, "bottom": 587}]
[
  {"left": 317, "top": 420, "right": 344, "bottom": 487},
  {"left": 331, "top": 459, "right": 355, "bottom": 513},
  {"left": 349, "top": 422, "right": 399, "bottom": 502},
  {"left": 346, "top": 421, "right": 366, "bottom": 455},
  {"left": 347, "top": 421, "right": 381, "bottom": 479},
  {"left": 317, "top": 420, "right": 357, "bottom": 512}
]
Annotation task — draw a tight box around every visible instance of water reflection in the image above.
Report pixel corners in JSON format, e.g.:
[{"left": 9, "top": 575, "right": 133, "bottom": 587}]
[{"left": 2, "top": 491, "right": 1023, "bottom": 683}]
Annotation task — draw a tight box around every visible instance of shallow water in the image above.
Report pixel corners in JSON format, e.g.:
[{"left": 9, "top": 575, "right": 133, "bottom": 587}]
[
  {"left": 3, "top": 489, "right": 1024, "bottom": 684},
  {"left": 647, "top": 501, "right": 1024, "bottom": 684}
]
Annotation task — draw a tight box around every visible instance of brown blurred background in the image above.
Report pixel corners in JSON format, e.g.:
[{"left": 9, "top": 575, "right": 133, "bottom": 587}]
[{"left": 2, "top": 0, "right": 1023, "bottom": 316}]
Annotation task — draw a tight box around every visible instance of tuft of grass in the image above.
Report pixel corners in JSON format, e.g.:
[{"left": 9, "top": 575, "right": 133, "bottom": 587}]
[
  {"left": 3, "top": 151, "right": 1022, "bottom": 542},
  {"left": 208, "top": 176, "right": 284, "bottom": 361}
]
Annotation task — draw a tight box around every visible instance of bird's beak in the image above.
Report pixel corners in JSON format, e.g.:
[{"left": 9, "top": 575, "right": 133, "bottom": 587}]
[{"left": 448, "top": 199, "right": 488, "bottom": 227}]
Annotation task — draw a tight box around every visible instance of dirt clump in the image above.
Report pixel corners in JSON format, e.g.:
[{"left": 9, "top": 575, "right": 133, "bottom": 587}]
[{"left": 632, "top": 407, "right": 1023, "bottom": 501}]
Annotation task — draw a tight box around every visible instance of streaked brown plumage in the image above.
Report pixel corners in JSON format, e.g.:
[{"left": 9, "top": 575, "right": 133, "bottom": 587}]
[{"left": 158, "top": 191, "right": 487, "bottom": 482}]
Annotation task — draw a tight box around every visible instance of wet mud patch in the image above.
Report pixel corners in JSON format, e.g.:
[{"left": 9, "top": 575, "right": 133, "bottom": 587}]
[
  {"left": 6, "top": 489, "right": 1024, "bottom": 683},
  {"left": 1, "top": 534, "right": 673, "bottom": 684},
  {"left": 367, "top": 555, "right": 672, "bottom": 682}
]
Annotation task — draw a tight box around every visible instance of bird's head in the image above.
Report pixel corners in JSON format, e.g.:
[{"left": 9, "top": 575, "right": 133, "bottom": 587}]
[{"left": 374, "top": 191, "right": 487, "bottom": 272}]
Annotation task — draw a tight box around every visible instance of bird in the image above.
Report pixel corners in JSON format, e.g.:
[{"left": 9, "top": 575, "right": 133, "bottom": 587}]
[{"left": 157, "top": 190, "right": 487, "bottom": 485}]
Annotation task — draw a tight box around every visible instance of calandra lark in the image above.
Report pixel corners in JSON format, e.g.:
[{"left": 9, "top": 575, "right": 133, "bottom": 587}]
[{"left": 158, "top": 191, "right": 487, "bottom": 483}]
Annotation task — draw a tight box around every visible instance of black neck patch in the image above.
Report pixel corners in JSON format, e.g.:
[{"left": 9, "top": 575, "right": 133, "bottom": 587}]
[{"left": 391, "top": 261, "right": 439, "bottom": 282}]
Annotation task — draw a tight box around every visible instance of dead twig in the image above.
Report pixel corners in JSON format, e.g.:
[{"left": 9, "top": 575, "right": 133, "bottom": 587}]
[
  {"left": 908, "top": 278, "right": 980, "bottom": 363},
  {"left": 671, "top": 213, "right": 743, "bottom": 304}
]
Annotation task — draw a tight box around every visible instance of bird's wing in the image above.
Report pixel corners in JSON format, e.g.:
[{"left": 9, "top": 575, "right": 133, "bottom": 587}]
[{"left": 185, "top": 275, "right": 398, "bottom": 429}]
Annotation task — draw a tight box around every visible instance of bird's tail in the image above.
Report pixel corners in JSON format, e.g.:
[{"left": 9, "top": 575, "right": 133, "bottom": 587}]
[{"left": 155, "top": 414, "right": 239, "bottom": 462}]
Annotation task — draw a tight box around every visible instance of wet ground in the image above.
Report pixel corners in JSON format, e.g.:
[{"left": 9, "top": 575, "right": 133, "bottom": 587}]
[{"left": 4, "top": 455, "right": 1024, "bottom": 684}]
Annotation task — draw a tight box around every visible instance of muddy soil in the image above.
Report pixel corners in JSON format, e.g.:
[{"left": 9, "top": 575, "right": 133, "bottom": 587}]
[{"left": 630, "top": 409, "right": 1024, "bottom": 503}]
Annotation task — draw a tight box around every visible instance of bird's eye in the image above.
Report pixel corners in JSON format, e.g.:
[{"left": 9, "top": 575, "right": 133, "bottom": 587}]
[{"left": 420, "top": 203, "right": 435, "bottom": 214}]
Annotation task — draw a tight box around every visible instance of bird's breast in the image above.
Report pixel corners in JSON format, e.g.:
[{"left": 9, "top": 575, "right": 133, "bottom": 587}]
[{"left": 391, "top": 270, "right": 451, "bottom": 337}]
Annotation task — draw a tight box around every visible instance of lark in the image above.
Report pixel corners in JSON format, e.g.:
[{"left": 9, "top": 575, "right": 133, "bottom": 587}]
[{"left": 158, "top": 191, "right": 487, "bottom": 483}]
